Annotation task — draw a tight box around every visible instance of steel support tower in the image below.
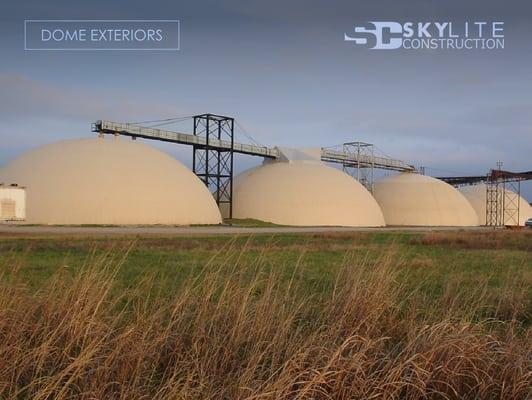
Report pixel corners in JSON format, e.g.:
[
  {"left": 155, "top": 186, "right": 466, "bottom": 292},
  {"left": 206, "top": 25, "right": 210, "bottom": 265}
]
[
  {"left": 437, "top": 164, "right": 529, "bottom": 227},
  {"left": 503, "top": 179, "right": 521, "bottom": 226},
  {"left": 192, "top": 114, "right": 235, "bottom": 218},
  {"left": 485, "top": 176, "right": 503, "bottom": 227},
  {"left": 485, "top": 161, "right": 503, "bottom": 227},
  {"left": 485, "top": 164, "right": 522, "bottom": 227},
  {"left": 342, "top": 142, "right": 375, "bottom": 192},
  {"left": 485, "top": 178, "right": 522, "bottom": 227}
]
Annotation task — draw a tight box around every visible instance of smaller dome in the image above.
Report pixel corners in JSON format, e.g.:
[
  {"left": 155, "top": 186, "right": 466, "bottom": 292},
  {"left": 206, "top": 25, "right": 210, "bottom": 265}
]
[
  {"left": 459, "top": 184, "right": 532, "bottom": 226},
  {"left": 232, "top": 160, "right": 385, "bottom": 227},
  {"left": 373, "top": 173, "right": 479, "bottom": 226}
]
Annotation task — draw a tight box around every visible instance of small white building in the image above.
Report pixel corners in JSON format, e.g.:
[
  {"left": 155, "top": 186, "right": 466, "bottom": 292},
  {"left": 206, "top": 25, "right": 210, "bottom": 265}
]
[{"left": 0, "top": 184, "right": 26, "bottom": 221}]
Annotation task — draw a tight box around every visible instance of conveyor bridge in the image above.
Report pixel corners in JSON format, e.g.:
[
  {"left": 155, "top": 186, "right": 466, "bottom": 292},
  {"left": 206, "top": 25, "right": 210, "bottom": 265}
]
[{"left": 92, "top": 114, "right": 415, "bottom": 218}]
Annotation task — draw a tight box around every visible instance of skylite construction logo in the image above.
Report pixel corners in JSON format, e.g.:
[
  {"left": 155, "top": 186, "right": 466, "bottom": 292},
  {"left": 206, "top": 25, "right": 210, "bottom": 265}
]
[{"left": 344, "top": 21, "right": 504, "bottom": 50}]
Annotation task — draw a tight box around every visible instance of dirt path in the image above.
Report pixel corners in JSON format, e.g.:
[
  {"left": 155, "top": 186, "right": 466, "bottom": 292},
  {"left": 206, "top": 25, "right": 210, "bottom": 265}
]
[{"left": 0, "top": 224, "right": 490, "bottom": 237}]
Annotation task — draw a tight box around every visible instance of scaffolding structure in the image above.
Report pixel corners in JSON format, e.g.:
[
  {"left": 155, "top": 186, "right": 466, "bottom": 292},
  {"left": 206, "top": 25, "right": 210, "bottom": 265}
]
[
  {"left": 485, "top": 165, "right": 522, "bottom": 227},
  {"left": 192, "top": 114, "right": 235, "bottom": 219},
  {"left": 438, "top": 166, "right": 531, "bottom": 227},
  {"left": 485, "top": 162, "right": 503, "bottom": 227},
  {"left": 341, "top": 142, "right": 375, "bottom": 192},
  {"left": 503, "top": 180, "right": 521, "bottom": 226}
]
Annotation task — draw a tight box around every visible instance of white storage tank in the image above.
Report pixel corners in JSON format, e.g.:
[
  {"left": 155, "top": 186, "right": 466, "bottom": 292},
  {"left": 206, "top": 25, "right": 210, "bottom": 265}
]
[{"left": 0, "top": 184, "right": 26, "bottom": 221}]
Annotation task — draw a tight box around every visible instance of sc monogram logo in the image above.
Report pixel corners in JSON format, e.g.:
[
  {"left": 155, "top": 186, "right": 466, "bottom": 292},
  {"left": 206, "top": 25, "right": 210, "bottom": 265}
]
[{"left": 344, "top": 22, "right": 403, "bottom": 49}]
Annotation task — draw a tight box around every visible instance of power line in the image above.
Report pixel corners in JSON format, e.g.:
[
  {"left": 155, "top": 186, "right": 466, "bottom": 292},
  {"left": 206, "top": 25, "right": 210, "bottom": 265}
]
[
  {"left": 143, "top": 118, "right": 193, "bottom": 128},
  {"left": 129, "top": 116, "right": 265, "bottom": 147},
  {"left": 129, "top": 115, "right": 193, "bottom": 125},
  {"left": 322, "top": 144, "right": 343, "bottom": 150},
  {"left": 234, "top": 120, "right": 263, "bottom": 147}
]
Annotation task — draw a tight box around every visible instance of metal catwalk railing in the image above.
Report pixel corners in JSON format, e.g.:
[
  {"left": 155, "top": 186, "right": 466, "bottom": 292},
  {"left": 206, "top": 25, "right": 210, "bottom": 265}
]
[
  {"left": 92, "top": 120, "right": 415, "bottom": 172},
  {"left": 93, "top": 120, "right": 278, "bottom": 158}
]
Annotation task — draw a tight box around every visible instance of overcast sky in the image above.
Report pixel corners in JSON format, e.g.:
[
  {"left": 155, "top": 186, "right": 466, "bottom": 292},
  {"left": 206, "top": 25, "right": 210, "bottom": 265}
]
[{"left": 1, "top": 0, "right": 531, "bottom": 199}]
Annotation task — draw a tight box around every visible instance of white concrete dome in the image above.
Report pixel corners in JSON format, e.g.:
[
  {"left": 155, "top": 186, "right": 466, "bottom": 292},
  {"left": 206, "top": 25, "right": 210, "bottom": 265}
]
[
  {"left": 459, "top": 183, "right": 532, "bottom": 226},
  {"left": 232, "top": 161, "right": 385, "bottom": 227},
  {"left": 0, "top": 137, "right": 222, "bottom": 225},
  {"left": 373, "top": 173, "right": 479, "bottom": 226}
]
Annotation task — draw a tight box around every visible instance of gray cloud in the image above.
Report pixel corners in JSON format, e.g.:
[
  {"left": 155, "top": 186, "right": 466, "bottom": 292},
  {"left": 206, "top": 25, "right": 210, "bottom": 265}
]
[{"left": 0, "top": 74, "right": 190, "bottom": 122}]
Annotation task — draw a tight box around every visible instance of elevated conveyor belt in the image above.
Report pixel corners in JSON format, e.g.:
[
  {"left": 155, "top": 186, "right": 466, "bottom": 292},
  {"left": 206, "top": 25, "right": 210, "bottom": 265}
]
[{"left": 92, "top": 120, "right": 415, "bottom": 172}]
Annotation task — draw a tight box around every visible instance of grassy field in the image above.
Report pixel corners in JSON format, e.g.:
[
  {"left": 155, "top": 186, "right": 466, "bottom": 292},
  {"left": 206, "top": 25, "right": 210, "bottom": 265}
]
[{"left": 0, "top": 230, "right": 530, "bottom": 399}]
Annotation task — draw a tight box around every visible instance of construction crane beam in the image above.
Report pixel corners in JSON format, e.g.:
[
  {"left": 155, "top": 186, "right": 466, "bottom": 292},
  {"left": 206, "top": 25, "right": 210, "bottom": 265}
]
[{"left": 92, "top": 120, "right": 415, "bottom": 172}]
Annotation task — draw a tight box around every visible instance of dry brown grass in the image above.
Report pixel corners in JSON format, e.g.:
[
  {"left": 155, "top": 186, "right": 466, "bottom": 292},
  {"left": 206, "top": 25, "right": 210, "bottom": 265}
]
[
  {"left": 0, "top": 240, "right": 530, "bottom": 399},
  {"left": 411, "top": 230, "right": 532, "bottom": 252}
]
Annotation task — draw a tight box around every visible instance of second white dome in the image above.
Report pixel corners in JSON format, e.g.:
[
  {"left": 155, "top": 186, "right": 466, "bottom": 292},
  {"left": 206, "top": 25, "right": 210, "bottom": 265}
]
[{"left": 232, "top": 161, "right": 385, "bottom": 227}]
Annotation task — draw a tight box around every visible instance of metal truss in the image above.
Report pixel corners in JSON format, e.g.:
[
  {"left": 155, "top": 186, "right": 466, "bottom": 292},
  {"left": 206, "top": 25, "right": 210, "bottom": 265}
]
[
  {"left": 485, "top": 177, "right": 503, "bottom": 227},
  {"left": 192, "top": 114, "right": 234, "bottom": 219},
  {"left": 436, "top": 163, "right": 527, "bottom": 228},
  {"left": 503, "top": 180, "right": 521, "bottom": 226},
  {"left": 342, "top": 142, "right": 375, "bottom": 192},
  {"left": 485, "top": 163, "right": 523, "bottom": 227}
]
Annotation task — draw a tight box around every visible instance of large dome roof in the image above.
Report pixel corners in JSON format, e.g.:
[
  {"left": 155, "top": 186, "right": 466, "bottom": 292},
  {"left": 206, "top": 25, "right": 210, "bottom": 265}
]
[
  {"left": 232, "top": 161, "right": 385, "bottom": 227},
  {"left": 373, "top": 173, "right": 479, "bottom": 226},
  {"left": 459, "top": 183, "right": 531, "bottom": 226},
  {"left": 0, "top": 137, "right": 222, "bottom": 225}
]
